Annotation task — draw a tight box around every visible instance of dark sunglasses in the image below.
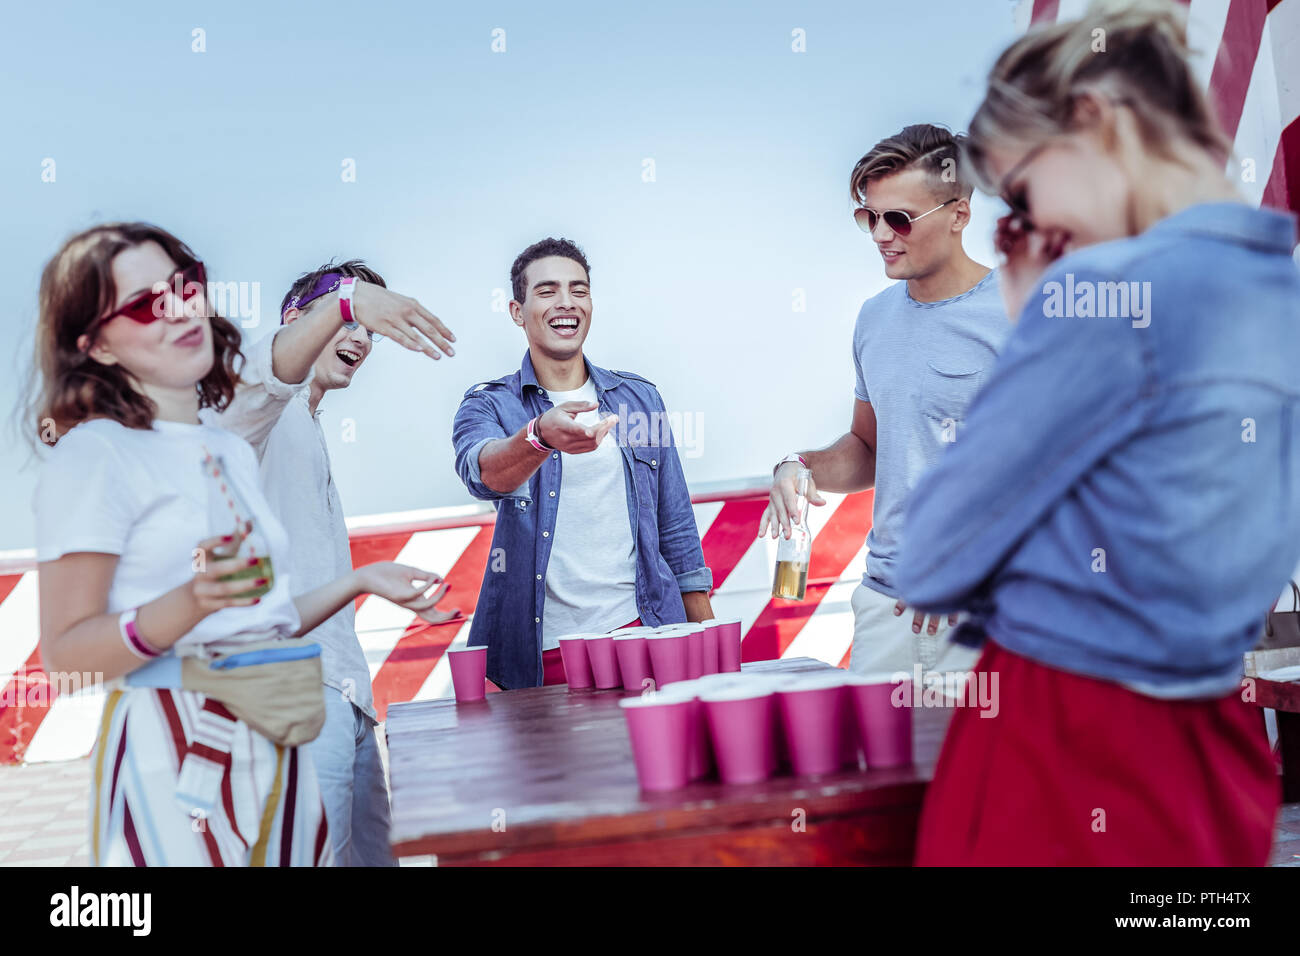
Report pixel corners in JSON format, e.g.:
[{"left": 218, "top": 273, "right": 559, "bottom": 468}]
[
  {"left": 854, "top": 198, "right": 957, "bottom": 236},
  {"left": 83, "top": 261, "right": 207, "bottom": 347}
]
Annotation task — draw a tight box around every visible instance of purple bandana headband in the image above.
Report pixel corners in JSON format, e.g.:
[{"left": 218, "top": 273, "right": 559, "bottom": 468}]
[{"left": 281, "top": 272, "right": 345, "bottom": 322}]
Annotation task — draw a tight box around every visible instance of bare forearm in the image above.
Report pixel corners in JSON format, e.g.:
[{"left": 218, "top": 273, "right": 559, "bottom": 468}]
[
  {"left": 682, "top": 590, "right": 713, "bottom": 623},
  {"left": 292, "top": 569, "right": 364, "bottom": 635},
  {"left": 43, "top": 581, "right": 205, "bottom": 682},
  {"left": 801, "top": 433, "right": 877, "bottom": 493},
  {"left": 478, "top": 427, "right": 549, "bottom": 494},
  {"left": 270, "top": 296, "right": 344, "bottom": 385}
]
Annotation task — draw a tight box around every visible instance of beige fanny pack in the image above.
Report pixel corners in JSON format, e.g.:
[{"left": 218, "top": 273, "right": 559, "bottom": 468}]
[{"left": 179, "top": 638, "right": 326, "bottom": 747}]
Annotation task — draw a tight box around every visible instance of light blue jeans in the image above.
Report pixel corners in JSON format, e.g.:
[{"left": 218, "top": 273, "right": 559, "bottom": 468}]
[{"left": 306, "top": 687, "right": 396, "bottom": 867}]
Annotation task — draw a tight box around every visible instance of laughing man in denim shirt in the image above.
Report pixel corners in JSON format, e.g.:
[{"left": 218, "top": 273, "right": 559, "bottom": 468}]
[{"left": 452, "top": 238, "right": 714, "bottom": 690}]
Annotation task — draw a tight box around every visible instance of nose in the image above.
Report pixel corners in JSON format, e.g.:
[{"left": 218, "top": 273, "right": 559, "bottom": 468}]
[
  {"left": 871, "top": 217, "right": 897, "bottom": 243},
  {"left": 160, "top": 289, "right": 191, "bottom": 323}
]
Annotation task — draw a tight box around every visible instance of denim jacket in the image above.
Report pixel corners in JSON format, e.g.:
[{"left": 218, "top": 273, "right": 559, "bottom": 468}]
[
  {"left": 896, "top": 202, "right": 1300, "bottom": 698},
  {"left": 452, "top": 350, "right": 712, "bottom": 689}
]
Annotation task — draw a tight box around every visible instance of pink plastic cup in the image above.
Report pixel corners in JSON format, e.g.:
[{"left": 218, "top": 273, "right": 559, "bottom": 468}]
[
  {"left": 646, "top": 631, "right": 689, "bottom": 688},
  {"left": 656, "top": 681, "right": 716, "bottom": 781},
  {"left": 700, "top": 623, "right": 721, "bottom": 675},
  {"left": 613, "top": 634, "right": 654, "bottom": 692},
  {"left": 584, "top": 634, "right": 621, "bottom": 689},
  {"left": 847, "top": 673, "right": 914, "bottom": 768},
  {"left": 620, "top": 696, "right": 692, "bottom": 791},
  {"left": 700, "top": 683, "right": 778, "bottom": 784},
  {"left": 447, "top": 645, "right": 488, "bottom": 702},
  {"left": 708, "top": 618, "right": 743, "bottom": 672},
  {"left": 557, "top": 634, "right": 594, "bottom": 689},
  {"left": 776, "top": 673, "right": 851, "bottom": 776}
]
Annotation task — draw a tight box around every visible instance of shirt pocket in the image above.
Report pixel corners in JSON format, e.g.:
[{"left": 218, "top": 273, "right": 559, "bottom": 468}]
[{"left": 920, "top": 361, "right": 987, "bottom": 425}]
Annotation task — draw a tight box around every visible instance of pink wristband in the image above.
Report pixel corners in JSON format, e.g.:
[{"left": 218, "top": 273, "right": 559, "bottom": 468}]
[
  {"left": 338, "top": 276, "right": 357, "bottom": 326},
  {"left": 119, "top": 608, "right": 163, "bottom": 660},
  {"left": 525, "top": 416, "right": 553, "bottom": 452}
]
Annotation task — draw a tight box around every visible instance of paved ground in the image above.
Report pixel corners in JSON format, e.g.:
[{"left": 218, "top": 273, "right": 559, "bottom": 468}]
[{"left": 0, "top": 752, "right": 1297, "bottom": 866}]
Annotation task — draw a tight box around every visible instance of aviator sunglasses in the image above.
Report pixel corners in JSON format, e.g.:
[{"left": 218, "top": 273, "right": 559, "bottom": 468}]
[{"left": 853, "top": 198, "right": 957, "bottom": 236}]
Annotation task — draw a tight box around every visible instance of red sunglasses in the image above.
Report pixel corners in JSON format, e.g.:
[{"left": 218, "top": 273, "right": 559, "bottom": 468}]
[{"left": 82, "top": 261, "right": 207, "bottom": 347}]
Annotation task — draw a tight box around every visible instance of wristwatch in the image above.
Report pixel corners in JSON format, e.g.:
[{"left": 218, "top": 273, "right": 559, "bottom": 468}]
[
  {"left": 526, "top": 416, "right": 554, "bottom": 452},
  {"left": 773, "top": 453, "right": 809, "bottom": 476},
  {"left": 338, "top": 277, "right": 358, "bottom": 328}
]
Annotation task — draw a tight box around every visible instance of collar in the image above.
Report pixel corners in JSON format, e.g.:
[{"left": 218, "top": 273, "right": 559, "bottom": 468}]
[
  {"left": 518, "top": 349, "right": 619, "bottom": 397},
  {"left": 1146, "top": 201, "right": 1297, "bottom": 253}
]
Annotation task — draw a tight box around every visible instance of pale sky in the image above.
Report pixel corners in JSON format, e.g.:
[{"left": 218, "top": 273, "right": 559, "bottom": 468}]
[{"left": 1, "top": 0, "right": 1019, "bottom": 551}]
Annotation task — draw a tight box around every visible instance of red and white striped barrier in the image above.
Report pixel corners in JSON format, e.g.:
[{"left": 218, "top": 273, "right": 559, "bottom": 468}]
[{"left": 0, "top": 487, "right": 875, "bottom": 764}]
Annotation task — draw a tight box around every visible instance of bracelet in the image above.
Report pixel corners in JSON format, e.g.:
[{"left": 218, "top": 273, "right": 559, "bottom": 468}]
[
  {"left": 773, "top": 453, "right": 809, "bottom": 476},
  {"left": 526, "top": 416, "right": 554, "bottom": 452},
  {"left": 338, "top": 277, "right": 358, "bottom": 328},
  {"left": 118, "top": 608, "right": 163, "bottom": 660}
]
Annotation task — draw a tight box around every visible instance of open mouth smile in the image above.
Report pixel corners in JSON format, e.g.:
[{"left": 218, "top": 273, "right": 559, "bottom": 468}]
[
  {"left": 336, "top": 348, "right": 362, "bottom": 367},
  {"left": 548, "top": 315, "right": 580, "bottom": 337}
]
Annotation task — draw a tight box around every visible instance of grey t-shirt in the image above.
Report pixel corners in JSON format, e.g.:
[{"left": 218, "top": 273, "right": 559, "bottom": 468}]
[{"left": 852, "top": 269, "right": 1010, "bottom": 597}]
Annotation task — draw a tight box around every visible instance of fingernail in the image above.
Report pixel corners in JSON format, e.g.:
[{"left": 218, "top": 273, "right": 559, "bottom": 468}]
[
  {"left": 912, "top": 625, "right": 921, "bottom": 633},
  {"left": 253, "top": 598, "right": 261, "bottom": 604},
  {"left": 255, "top": 578, "right": 268, "bottom": 586},
  {"left": 222, "top": 535, "right": 233, "bottom": 542},
  {"left": 247, "top": 557, "right": 258, "bottom": 567}
]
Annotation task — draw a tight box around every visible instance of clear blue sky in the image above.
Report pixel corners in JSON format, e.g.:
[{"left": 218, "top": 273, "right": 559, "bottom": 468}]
[{"left": 1, "top": 0, "right": 1019, "bottom": 551}]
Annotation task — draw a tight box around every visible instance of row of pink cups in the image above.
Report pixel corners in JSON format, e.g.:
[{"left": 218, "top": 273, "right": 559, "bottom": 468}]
[
  {"left": 557, "top": 619, "right": 744, "bottom": 693},
  {"left": 619, "top": 670, "right": 914, "bottom": 791},
  {"left": 440, "top": 618, "right": 746, "bottom": 703}
]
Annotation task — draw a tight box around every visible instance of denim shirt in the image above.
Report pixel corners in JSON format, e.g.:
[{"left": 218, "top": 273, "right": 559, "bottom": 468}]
[
  {"left": 452, "top": 351, "right": 712, "bottom": 689},
  {"left": 896, "top": 202, "right": 1300, "bottom": 698}
]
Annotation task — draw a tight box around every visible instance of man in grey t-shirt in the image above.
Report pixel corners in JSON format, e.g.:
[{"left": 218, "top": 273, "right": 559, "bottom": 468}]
[{"left": 760, "top": 124, "right": 1011, "bottom": 675}]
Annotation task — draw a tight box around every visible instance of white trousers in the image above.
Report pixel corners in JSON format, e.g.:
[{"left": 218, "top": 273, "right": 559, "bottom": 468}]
[{"left": 848, "top": 581, "right": 981, "bottom": 676}]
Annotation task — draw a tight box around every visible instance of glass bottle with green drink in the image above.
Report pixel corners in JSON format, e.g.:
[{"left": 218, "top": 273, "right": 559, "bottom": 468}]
[{"left": 201, "top": 448, "right": 274, "bottom": 599}]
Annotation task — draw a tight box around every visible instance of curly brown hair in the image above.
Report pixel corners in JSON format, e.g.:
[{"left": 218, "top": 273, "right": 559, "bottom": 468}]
[{"left": 29, "top": 223, "right": 245, "bottom": 445}]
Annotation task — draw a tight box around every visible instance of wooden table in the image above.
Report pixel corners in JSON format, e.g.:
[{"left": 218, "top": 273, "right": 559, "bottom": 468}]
[
  {"left": 387, "top": 658, "right": 953, "bottom": 865},
  {"left": 1244, "top": 647, "right": 1300, "bottom": 802}
]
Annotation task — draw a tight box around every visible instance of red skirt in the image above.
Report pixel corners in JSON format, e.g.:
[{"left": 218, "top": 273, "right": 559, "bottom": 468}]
[{"left": 915, "top": 640, "right": 1279, "bottom": 866}]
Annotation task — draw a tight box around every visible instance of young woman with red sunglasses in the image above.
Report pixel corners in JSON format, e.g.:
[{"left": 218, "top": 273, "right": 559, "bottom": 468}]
[{"left": 29, "top": 222, "right": 448, "bottom": 866}]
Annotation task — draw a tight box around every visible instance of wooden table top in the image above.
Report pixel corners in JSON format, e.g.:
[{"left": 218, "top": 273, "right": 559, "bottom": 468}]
[{"left": 387, "top": 657, "right": 953, "bottom": 860}]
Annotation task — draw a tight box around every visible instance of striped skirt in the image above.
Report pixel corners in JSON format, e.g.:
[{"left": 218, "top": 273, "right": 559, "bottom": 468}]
[{"left": 90, "top": 687, "right": 333, "bottom": 866}]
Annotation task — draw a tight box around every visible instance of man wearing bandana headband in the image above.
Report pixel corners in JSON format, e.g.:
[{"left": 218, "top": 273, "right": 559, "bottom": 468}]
[{"left": 213, "top": 259, "right": 460, "bottom": 866}]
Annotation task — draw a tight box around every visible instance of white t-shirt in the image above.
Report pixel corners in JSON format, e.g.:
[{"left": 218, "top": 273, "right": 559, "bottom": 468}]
[
  {"left": 541, "top": 378, "right": 639, "bottom": 649},
  {"left": 34, "top": 417, "right": 301, "bottom": 651}
]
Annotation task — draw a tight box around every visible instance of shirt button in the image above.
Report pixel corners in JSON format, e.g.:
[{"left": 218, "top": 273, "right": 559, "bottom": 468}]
[
  {"left": 552, "top": 453, "right": 558, "bottom": 459},
  {"left": 549, "top": 491, "right": 556, "bottom": 497},
  {"left": 534, "top": 617, "right": 540, "bottom": 623},
  {"left": 542, "top": 530, "right": 550, "bottom": 538},
  {"left": 536, "top": 574, "right": 542, "bottom": 580},
  {"left": 651, "top": 459, "right": 657, "bottom": 467}
]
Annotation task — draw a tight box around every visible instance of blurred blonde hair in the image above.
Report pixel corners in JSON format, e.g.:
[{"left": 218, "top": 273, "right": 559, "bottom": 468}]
[{"left": 964, "top": 0, "right": 1230, "bottom": 193}]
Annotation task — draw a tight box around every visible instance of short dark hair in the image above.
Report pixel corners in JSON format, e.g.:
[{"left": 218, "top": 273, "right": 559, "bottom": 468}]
[
  {"left": 849, "top": 124, "right": 973, "bottom": 205},
  {"left": 510, "top": 238, "right": 590, "bottom": 304},
  {"left": 280, "top": 258, "right": 387, "bottom": 317}
]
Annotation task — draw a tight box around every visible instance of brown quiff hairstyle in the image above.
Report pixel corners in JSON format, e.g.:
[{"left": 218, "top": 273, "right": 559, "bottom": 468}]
[
  {"left": 963, "top": 0, "right": 1231, "bottom": 194},
  {"left": 849, "top": 124, "right": 973, "bottom": 207},
  {"left": 29, "top": 222, "right": 244, "bottom": 445}
]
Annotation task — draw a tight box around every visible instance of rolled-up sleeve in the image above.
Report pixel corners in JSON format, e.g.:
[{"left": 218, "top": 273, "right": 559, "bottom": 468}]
[
  {"left": 650, "top": 391, "right": 712, "bottom": 593},
  {"left": 453, "top": 390, "right": 530, "bottom": 502},
  {"left": 209, "top": 327, "right": 309, "bottom": 457}
]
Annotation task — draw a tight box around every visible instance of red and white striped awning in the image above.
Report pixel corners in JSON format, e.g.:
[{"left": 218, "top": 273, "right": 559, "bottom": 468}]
[{"left": 0, "top": 488, "right": 876, "bottom": 764}]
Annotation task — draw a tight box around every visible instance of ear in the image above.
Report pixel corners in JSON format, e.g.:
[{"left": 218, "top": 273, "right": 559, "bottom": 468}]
[
  {"left": 282, "top": 307, "right": 301, "bottom": 326},
  {"left": 950, "top": 197, "right": 972, "bottom": 233},
  {"left": 508, "top": 300, "right": 525, "bottom": 328},
  {"left": 79, "top": 336, "right": 120, "bottom": 367}
]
